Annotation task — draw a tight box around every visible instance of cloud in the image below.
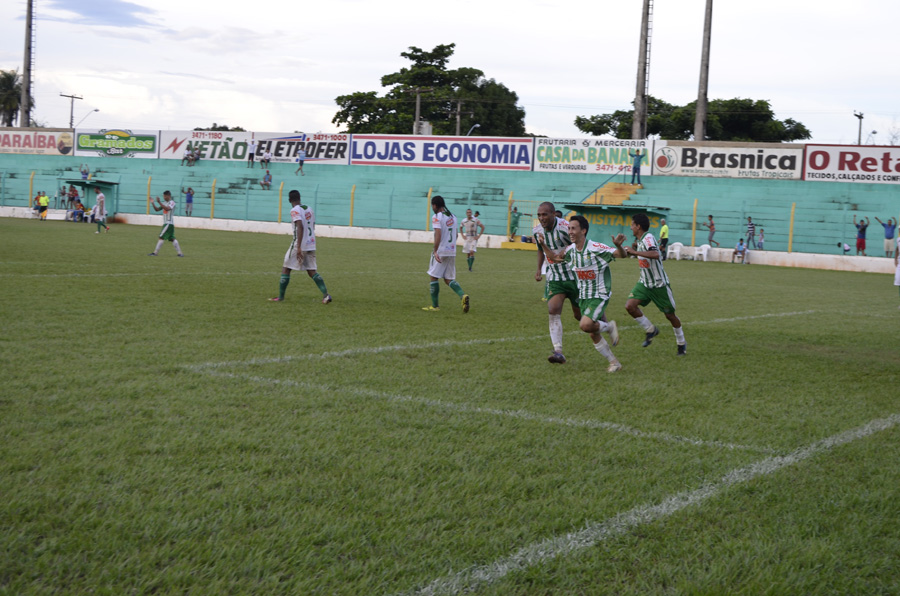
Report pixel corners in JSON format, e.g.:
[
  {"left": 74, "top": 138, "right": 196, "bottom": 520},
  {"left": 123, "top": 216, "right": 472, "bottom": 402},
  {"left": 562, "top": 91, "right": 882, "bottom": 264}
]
[{"left": 42, "top": 0, "right": 158, "bottom": 28}]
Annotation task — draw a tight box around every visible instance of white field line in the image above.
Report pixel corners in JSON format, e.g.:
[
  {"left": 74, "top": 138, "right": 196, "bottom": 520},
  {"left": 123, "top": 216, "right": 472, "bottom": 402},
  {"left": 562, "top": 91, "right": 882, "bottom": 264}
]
[
  {"left": 401, "top": 413, "right": 900, "bottom": 596},
  {"left": 195, "top": 369, "right": 779, "bottom": 455},
  {"left": 190, "top": 310, "right": 818, "bottom": 370}
]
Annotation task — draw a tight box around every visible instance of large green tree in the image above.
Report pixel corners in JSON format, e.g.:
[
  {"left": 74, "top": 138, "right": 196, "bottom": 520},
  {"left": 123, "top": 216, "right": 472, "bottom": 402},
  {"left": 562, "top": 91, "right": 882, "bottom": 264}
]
[
  {"left": 575, "top": 96, "right": 811, "bottom": 142},
  {"left": 333, "top": 44, "right": 526, "bottom": 136},
  {"left": 0, "top": 69, "right": 33, "bottom": 127}
]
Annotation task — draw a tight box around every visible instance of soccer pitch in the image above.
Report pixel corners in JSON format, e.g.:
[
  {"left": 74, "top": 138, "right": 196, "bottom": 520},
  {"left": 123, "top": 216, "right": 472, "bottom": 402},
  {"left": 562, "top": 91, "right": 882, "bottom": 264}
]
[{"left": 2, "top": 218, "right": 898, "bottom": 595}]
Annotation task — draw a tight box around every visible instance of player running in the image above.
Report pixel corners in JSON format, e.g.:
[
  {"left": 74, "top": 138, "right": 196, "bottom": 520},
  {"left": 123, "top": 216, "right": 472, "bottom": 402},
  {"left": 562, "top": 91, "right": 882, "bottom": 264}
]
[{"left": 538, "top": 215, "right": 621, "bottom": 372}]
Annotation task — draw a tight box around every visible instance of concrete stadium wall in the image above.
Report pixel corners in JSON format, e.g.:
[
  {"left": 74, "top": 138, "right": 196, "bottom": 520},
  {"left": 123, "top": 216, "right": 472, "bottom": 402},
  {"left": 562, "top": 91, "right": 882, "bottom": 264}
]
[{"left": 2, "top": 152, "right": 898, "bottom": 259}]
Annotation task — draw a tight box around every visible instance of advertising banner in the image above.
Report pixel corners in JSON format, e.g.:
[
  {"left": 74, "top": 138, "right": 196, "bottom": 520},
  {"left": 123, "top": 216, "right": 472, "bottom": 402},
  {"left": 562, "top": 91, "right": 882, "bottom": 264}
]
[
  {"left": 159, "top": 130, "right": 255, "bottom": 162},
  {"left": 74, "top": 129, "right": 159, "bottom": 158},
  {"left": 254, "top": 132, "right": 349, "bottom": 165},
  {"left": 0, "top": 129, "right": 75, "bottom": 156},
  {"left": 534, "top": 138, "right": 651, "bottom": 174},
  {"left": 652, "top": 144, "right": 803, "bottom": 179},
  {"left": 804, "top": 145, "right": 900, "bottom": 184},
  {"left": 349, "top": 135, "right": 534, "bottom": 170}
]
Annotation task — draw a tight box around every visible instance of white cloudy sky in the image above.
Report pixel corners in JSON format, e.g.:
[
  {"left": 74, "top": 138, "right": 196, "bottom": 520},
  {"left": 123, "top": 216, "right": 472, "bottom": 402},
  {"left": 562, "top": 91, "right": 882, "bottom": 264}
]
[{"left": 2, "top": 0, "right": 898, "bottom": 144}]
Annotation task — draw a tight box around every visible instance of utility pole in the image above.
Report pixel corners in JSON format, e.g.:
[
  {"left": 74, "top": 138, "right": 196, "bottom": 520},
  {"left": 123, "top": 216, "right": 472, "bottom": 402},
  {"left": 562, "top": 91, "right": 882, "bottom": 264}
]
[
  {"left": 694, "top": 0, "right": 714, "bottom": 141},
  {"left": 450, "top": 99, "right": 474, "bottom": 136},
  {"left": 632, "top": 0, "right": 653, "bottom": 139},
  {"left": 854, "top": 111, "right": 864, "bottom": 145},
  {"left": 61, "top": 93, "right": 83, "bottom": 128},
  {"left": 20, "top": 0, "right": 34, "bottom": 128},
  {"left": 404, "top": 87, "right": 433, "bottom": 134}
]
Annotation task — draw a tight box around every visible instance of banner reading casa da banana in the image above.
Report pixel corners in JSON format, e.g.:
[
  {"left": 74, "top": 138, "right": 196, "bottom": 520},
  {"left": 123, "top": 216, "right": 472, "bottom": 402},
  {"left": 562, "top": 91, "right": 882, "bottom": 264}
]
[
  {"left": 534, "top": 138, "right": 652, "bottom": 174},
  {"left": 74, "top": 129, "right": 158, "bottom": 158},
  {"left": 350, "top": 135, "right": 534, "bottom": 171}
]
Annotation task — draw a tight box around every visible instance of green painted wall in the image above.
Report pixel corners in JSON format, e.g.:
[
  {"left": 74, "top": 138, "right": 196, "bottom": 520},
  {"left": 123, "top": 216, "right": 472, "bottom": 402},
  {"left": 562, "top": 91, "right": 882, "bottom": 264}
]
[{"left": 2, "top": 154, "right": 897, "bottom": 255}]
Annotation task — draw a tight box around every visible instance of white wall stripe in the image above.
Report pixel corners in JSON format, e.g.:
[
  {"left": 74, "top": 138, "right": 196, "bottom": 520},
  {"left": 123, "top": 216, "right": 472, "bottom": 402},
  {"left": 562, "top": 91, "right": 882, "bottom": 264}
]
[{"left": 401, "top": 413, "right": 900, "bottom": 596}]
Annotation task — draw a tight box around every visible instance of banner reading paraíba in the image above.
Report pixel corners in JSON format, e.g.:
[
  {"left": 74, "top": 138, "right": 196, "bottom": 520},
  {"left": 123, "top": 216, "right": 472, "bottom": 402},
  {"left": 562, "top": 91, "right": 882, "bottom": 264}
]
[
  {"left": 534, "top": 138, "right": 652, "bottom": 174},
  {"left": 652, "top": 143, "right": 803, "bottom": 179},
  {"left": 0, "top": 128, "right": 75, "bottom": 156},
  {"left": 804, "top": 144, "right": 900, "bottom": 185},
  {"left": 74, "top": 129, "right": 158, "bottom": 158},
  {"left": 349, "top": 135, "right": 534, "bottom": 171}
]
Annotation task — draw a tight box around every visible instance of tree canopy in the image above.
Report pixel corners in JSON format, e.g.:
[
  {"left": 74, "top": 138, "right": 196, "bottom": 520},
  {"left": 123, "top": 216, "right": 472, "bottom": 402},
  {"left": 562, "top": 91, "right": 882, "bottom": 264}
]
[
  {"left": 575, "top": 96, "right": 811, "bottom": 142},
  {"left": 194, "top": 123, "right": 246, "bottom": 132},
  {"left": 0, "top": 69, "right": 33, "bottom": 127},
  {"left": 332, "top": 44, "right": 526, "bottom": 136}
]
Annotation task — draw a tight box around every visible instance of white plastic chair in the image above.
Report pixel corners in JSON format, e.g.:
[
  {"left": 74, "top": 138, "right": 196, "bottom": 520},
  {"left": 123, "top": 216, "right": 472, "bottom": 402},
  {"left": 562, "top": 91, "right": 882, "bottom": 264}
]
[
  {"left": 695, "top": 244, "right": 710, "bottom": 262},
  {"left": 666, "top": 242, "right": 683, "bottom": 261}
]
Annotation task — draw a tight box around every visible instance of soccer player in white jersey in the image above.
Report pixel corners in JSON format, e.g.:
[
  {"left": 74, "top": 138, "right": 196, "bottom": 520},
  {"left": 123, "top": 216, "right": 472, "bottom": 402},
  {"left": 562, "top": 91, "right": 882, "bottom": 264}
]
[
  {"left": 534, "top": 202, "right": 582, "bottom": 364},
  {"left": 539, "top": 215, "right": 621, "bottom": 372},
  {"left": 93, "top": 187, "right": 109, "bottom": 234},
  {"left": 613, "top": 213, "right": 686, "bottom": 355},
  {"left": 270, "top": 190, "right": 332, "bottom": 303},
  {"left": 459, "top": 209, "right": 484, "bottom": 271},
  {"left": 148, "top": 191, "right": 184, "bottom": 257},
  {"left": 424, "top": 195, "right": 469, "bottom": 312}
]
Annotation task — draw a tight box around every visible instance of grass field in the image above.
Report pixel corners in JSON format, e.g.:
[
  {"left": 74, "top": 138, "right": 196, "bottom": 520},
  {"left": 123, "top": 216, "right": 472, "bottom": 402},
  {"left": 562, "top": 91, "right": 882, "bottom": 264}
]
[{"left": 2, "top": 217, "right": 899, "bottom": 595}]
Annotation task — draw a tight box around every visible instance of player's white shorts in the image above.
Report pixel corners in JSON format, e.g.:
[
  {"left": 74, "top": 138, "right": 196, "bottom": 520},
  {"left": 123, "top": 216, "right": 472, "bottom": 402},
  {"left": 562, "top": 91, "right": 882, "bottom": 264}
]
[
  {"left": 463, "top": 238, "right": 477, "bottom": 253},
  {"left": 284, "top": 247, "right": 317, "bottom": 271},
  {"left": 427, "top": 254, "right": 456, "bottom": 280}
]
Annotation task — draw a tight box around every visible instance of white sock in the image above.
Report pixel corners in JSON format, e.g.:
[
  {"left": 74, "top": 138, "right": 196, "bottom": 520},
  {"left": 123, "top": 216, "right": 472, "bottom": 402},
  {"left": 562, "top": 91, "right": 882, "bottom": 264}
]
[
  {"left": 549, "top": 314, "right": 563, "bottom": 353},
  {"left": 674, "top": 326, "right": 685, "bottom": 344},
  {"left": 154, "top": 240, "right": 164, "bottom": 253},
  {"left": 173, "top": 240, "right": 183, "bottom": 255},
  {"left": 635, "top": 315, "right": 654, "bottom": 332},
  {"left": 593, "top": 336, "right": 616, "bottom": 363},
  {"left": 596, "top": 320, "right": 610, "bottom": 333}
]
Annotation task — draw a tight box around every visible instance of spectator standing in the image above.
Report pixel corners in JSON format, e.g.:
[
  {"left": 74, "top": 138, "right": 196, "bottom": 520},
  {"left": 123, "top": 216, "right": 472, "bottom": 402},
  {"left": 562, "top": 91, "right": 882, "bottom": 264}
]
[
  {"left": 181, "top": 187, "right": 194, "bottom": 217},
  {"left": 875, "top": 217, "right": 896, "bottom": 258},
  {"left": 295, "top": 148, "right": 306, "bottom": 176},
  {"left": 260, "top": 170, "right": 272, "bottom": 190},
  {"left": 702, "top": 214, "right": 720, "bottom": 247},
  {"left": 757, "top": 228, "right": 765, "bottom": 251},
  {"left": 80, "top": 165, "right": 90, "bottom": 180},
  {"left": 853, "top": 215, "right": 870, "bottom": 256},
  {"left": 745, "top": 217, "right": 757, "bottom": 248},
  {"left": 659, "top": 218, "right": 670, "bottom": 260},
  {"left": 68, "top": 185, "right": 80, "bottom": 209},
  {"left": 628, "top": 149, "right": 644, "bottom": 185},
  {"left": 247, "top": 139, "right": 258, "bottom": 168}
]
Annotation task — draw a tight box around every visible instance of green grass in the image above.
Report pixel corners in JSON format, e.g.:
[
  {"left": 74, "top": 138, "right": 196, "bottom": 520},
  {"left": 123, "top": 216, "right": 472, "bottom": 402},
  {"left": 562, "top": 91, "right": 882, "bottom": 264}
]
[{"left": 1, "top": 217, "right": 898, "bottom": 595}]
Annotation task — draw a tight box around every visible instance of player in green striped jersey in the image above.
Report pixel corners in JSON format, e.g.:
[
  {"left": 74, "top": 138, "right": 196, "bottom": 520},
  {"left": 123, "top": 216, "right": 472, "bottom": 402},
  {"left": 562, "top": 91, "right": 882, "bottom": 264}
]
[
  {"left": 613, "top": 213, "right": 686, "bottom": 355},
  {"left": 538, "top": 215, "right": 621, "bottom": 372},
  {"left": 534, "top": 202, "right": 581, "bottom": 364}
]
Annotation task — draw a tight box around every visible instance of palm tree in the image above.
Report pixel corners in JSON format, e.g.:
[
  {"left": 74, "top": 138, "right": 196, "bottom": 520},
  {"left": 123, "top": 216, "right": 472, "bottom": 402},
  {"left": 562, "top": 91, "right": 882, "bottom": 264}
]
[{"left": 0, "top": 70, "right": 34, "bottom": 127}]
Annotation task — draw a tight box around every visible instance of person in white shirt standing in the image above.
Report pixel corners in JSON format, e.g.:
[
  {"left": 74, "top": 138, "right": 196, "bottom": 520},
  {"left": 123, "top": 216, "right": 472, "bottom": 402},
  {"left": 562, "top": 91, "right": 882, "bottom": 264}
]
[
  {"left": 269, "top": 190, "right": 332, "bottom": 304},
  {"left": 148, "top": 191, "right": 184, "bottom": 257},
  {"left": 93, "top": 187, "right": 109, "bottom": 234},
  {"left": 247, "top": 139, "right": 258, "bottom": 168},
  {"left": 423, "top": 195, "right": 469, "bottom": 313}
]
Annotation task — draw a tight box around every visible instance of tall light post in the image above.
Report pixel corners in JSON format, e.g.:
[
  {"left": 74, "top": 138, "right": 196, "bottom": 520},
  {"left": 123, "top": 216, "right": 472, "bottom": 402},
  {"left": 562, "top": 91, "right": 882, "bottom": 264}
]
[
  {"left": 853, "top": 111, "right": 864, "bottom": 145},
  {"left": 75, "top": 108, "right": 99, "bottom": 128},
  {"left": 466, "top": 123, "right": 480, "bottom": 136}
]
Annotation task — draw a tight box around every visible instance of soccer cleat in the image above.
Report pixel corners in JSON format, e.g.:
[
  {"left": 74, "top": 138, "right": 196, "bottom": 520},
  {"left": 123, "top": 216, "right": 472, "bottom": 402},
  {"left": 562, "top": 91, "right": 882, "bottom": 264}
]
[
  {"left": 322, "top": 294, "right": 332, "bottom": 304},
  {"left": 608, "top": 320, "right": 619, "bottom": 347},
  {"left": 548, "top": 352, "right": 566, "bottom": 364},
  {"left": 642, "top": 326, "right": 660, "bottom": 347},
  {"left": 461, "top": 294, "right": 470, "bottom": 313},
  {"left": 607, "top": 361, "right": 623, "bottom": 373},
  {"left": 422, "top": 306, "right": 440, "bottom": 311},
  {"left": 95, "top": 231, "right": 100, "bottom": 234},
  {"left": 677, "top": 344, "right": 687, "bottom": 356},
  {"left": 268, "top": 297, "right": 284, "bottom": 302},
  {"left": 177, "top": 254, "right": 185, "bottom": 257},
  {"left": 148, "top": 253, "right": 158, "bottom": 256}
]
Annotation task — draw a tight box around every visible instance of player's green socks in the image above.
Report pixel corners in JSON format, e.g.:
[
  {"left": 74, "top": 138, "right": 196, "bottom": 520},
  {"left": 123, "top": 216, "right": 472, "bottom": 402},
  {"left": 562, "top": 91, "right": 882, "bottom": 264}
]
[
  {"left": 279, "top": 274, "right": 290, "bottom": 299},
  {"left": 467, "top": 256, "right": 474, "bottom": 270},
  {"left": 96, "top": 220, "right": 103, "bottom": 233},
  {"left": 429, "top": 281, "right": 440, "bottom": 307},
  {"left": 312, "top": 273, "right": 328, "bottom": 296},
  {"left": 448, "top": 280, "right": 465, "bottom": 298}
]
